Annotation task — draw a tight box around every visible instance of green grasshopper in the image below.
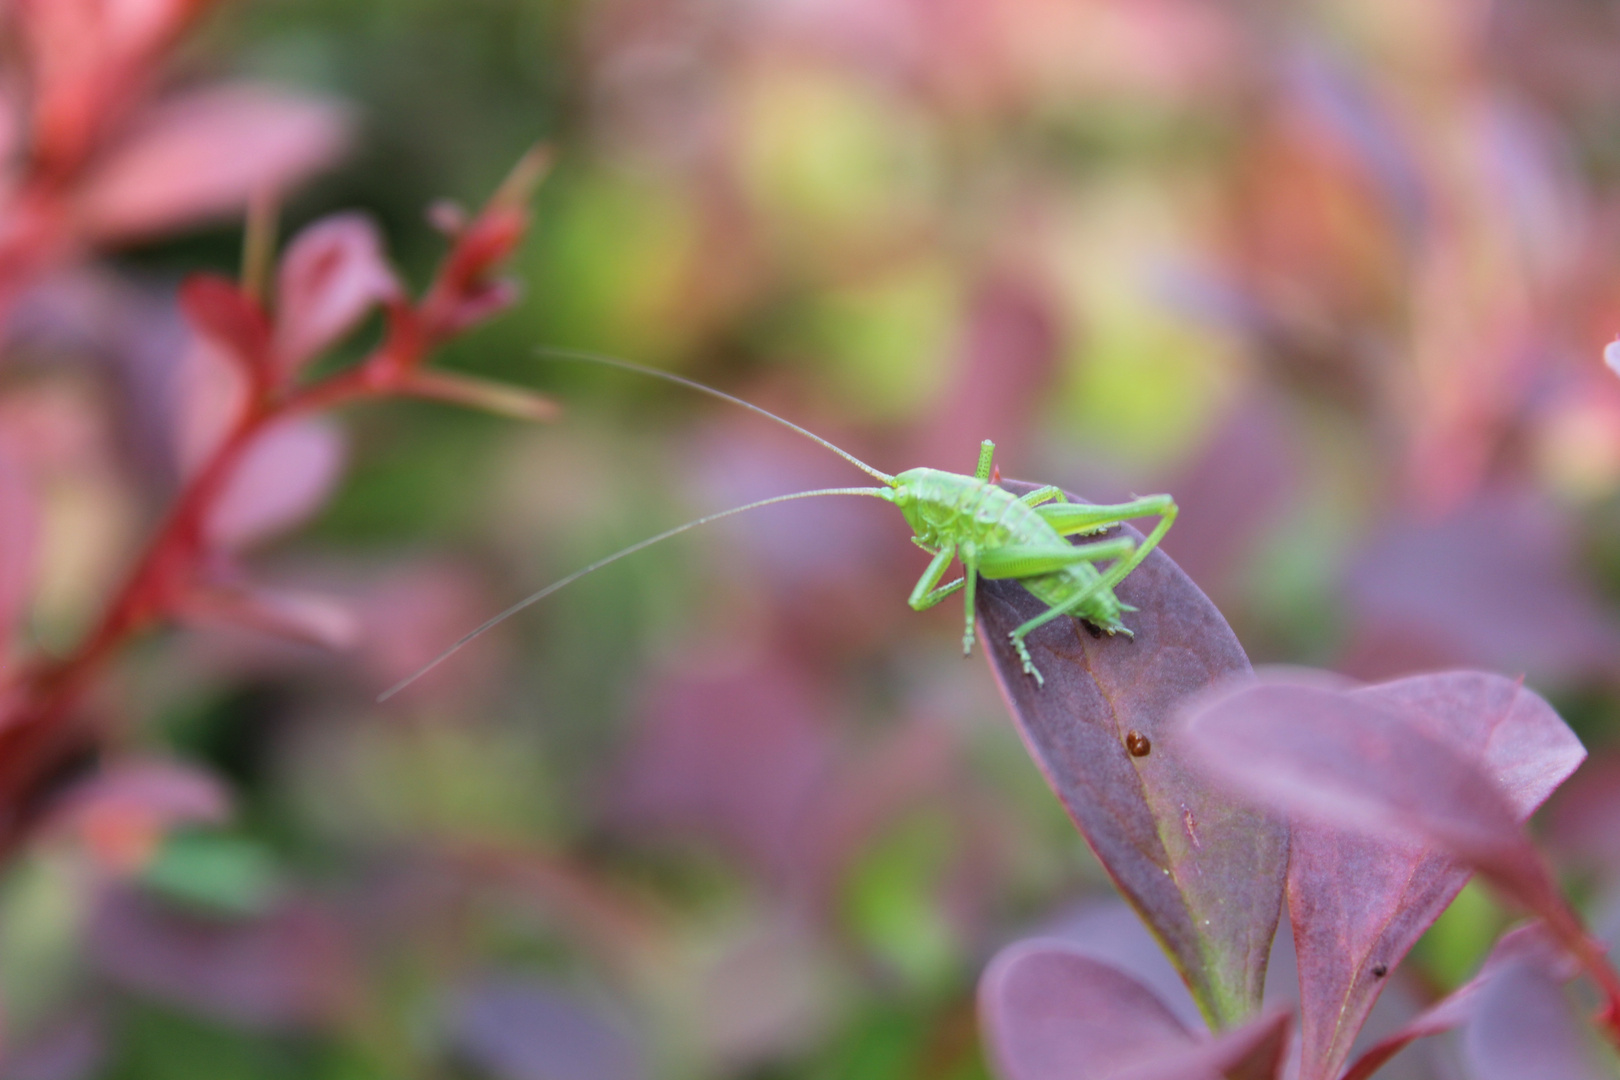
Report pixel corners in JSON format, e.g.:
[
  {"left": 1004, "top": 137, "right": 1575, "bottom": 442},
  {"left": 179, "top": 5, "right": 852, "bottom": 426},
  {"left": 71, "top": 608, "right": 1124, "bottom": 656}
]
[{"left": 377, "top": 352, "right": 1176, "bottom": 701}]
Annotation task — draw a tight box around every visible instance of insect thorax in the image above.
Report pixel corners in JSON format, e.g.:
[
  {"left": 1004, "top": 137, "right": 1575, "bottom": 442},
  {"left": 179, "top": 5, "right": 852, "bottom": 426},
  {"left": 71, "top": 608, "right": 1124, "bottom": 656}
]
[{"left": 892, "top": 468, "right": 1056, "bottom": 551}]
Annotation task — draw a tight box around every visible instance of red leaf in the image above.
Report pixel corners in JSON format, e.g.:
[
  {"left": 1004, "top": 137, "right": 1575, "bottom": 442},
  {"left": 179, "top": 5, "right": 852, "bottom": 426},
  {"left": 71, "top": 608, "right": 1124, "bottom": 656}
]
[
  {"left": 205, "top": 417, "right": 345, "bottom": 549},
  {"left": 76, "top": 84, "right": 349, "bottom": 243},
  {"left": 179, "top": 273, "right": 270, "bottom": 378},
  {"left": 1178, "top": 672, "right": 1588, "bottom": 1080},
  {"left": 19, "top": 0, "right": 213, "bottom": 170},
  {"left": 976, "top": 481, "right": 1286, "bottom": 1028},
  {"left": 421, "top": 148, "right": 549, "bottom": 339},
  {"left": 273, "top": 212, "right": 400, "bottom": 376}
]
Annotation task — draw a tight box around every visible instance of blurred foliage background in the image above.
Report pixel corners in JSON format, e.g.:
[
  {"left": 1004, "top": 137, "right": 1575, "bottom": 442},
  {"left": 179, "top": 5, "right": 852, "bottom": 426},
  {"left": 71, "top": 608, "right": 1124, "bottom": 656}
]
[{"left": 9, "top": 0, "right": 1620, "bottom": 1077}]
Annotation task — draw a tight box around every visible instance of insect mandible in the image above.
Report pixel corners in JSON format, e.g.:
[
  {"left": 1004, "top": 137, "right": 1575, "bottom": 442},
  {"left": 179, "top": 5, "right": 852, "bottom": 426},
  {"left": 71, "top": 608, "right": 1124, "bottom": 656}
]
[{"left": 377, "top": 350, "right": 1177, "bottom": 700}]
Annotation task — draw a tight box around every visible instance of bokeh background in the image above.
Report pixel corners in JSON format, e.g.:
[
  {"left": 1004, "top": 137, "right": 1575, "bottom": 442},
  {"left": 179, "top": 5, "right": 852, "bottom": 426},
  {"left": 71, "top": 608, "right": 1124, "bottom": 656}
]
[{"left": 7, "top": 0, "right": 1620, "bottom": 1077}]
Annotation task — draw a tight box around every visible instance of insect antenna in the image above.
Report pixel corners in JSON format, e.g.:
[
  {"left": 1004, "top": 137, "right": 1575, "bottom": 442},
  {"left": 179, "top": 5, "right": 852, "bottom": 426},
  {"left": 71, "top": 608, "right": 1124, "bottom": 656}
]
[
  {"left": 376, "top": 486, "right": 889, "bottom": 702},
  {"left": 535, "top": 346, "right": 896, "bottom": 485}
]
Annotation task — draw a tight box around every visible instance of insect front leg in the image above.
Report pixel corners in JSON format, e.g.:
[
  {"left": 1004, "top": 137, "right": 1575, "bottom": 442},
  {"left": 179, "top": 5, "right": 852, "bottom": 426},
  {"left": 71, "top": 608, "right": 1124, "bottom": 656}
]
[
  {"left": 959, "top": 541, "right": 980, "bottom": 656},
  {"left": 908, "top": 543, "right": 965, "bottom": 611}
]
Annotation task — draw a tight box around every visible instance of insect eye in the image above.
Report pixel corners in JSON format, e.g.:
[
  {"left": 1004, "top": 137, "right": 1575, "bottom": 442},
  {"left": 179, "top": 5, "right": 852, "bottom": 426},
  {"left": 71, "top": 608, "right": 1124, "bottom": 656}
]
[{"left": 1125, "top": 731, "right": 1151, "bottom": 757}]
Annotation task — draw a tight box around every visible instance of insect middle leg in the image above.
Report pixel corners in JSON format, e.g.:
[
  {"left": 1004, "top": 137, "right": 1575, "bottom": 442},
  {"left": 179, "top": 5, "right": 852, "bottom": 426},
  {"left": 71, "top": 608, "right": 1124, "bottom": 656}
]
[
  {"left": 978, "top": 540, "right": 1135, "bottom": 684},
  {"left": 906, "top": 542, "right": 983, "bottom": 655}
]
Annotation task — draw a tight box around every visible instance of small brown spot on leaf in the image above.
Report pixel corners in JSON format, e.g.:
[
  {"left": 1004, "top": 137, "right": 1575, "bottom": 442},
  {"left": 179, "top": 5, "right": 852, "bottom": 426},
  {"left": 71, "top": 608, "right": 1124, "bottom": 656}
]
[
  {"left": 1125, "top": 731, "right": 1151, "bottom": 757},
  {"left": 1371, "top": 963, "right": 1388, "bottom": 979}
]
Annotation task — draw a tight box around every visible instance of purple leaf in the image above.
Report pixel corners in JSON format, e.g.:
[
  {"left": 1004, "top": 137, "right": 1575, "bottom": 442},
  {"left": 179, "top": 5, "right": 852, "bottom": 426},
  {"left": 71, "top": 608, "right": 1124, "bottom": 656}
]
[
  {"left": 273, "top": 213, "right": 401, "bottom": 376},
  {"left": 1040, "top": 901, "right": 1205, "bottom": 1031},
  {"left": 1178, "top": 672, "right": 1588, "bottom": 1080},
  {"left": 978, "top": 940, "right": 1289, "bottom": 1080},
  {"left": 1462, "top": 959, "right": 1607, "bottom": 1080},
  {"left": 977, "top": 481, "right": 1285, "bottom": 1028},
  {"left": 1343, "top": 922, "right": 1577, "bottom": 1080},
  {"left": 446, "top": 974, "right": 644, "bottom": 1080},
  {"left": 979, "top": 941, "right": 1202, "bottom": 1080}
]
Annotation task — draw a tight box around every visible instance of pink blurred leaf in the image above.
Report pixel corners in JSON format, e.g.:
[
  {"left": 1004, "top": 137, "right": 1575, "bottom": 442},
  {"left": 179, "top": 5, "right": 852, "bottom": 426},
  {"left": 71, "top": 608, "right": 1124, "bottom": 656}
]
[
  {"left": 178, "top": 273, "right": 270, "bottom": 377},
  {"left": 1343, "top": 922, "right": 1577, "bottom": 1080},
  {"left": 0, "top": 427, "right": 40, "bottom": 659},
  {"left": 976, "top": 481, "right": 1285, "bottom": 1028},
  {"left": 978, "top": 940, "right": 1288, "bottom": 1080},
  {"left": 1342, "top": 489, "right": 1620, "bottom": 684},
  {"left": 273, "top": 212, "right": 400, "bottom": 376},
  {"left": 1462, "top": 958, "right": 1608, "bottom": 1080},
  {"left": 90, "top": 885, "right": 349, "bottom": 1029},
  {"left": 0, "top": 1009, "right": 106, "bottom": 1080},
  {"left": 76, "top": 84, "right": 349, "bottom": 243},
  {"left": 42, "top": 757, "right": 231, "bottom": 872},
  {"left": 18, "top": 0, "right": 212, "bottom": 170},
  {"left": 613, "top": 656, "right": 836, "bottom": 886},
  {"left": 179, "top": 581, "right": 358, "bottom": 650},
  {"left": 446, "top": 974, "right": 645, "bottom": 1080},
  {"left": 205, "top": 417, "right": 345, "bottom": 549},
  {"left": 1179, "top": 672, "right": 1589, "bottom": 1080}
]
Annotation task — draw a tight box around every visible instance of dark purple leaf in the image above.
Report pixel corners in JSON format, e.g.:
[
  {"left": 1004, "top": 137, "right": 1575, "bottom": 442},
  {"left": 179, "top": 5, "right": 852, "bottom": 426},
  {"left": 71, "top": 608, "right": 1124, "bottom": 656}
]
[
  {"left": 1178, "top": 672, "right": 1587, "bottom": 1080},
  {"left": 1462, "top": 959, "right": 1607, "bottom": 1080},
  {"left": 446, "top": 974, "right": 644, "bottom": 1080},
  {"left": 978, "top": 481, "right": 1285, "bottom": 1027},
  {"left": 1114, "top": 1010, "right": 1291, "bottom": 1080},
  {"left": 978, "top": 940, "right": 1288, "bottom": 1080},
  {"left": 1342, "top": 922, "right": 1577, "bottom": 1080}
]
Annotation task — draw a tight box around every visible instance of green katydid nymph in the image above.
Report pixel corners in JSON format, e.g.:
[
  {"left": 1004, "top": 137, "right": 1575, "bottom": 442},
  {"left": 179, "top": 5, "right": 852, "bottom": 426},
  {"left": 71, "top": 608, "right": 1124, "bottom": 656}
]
[{"left": 376, "top": 351, "right": 1177, "bottom": 701}]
